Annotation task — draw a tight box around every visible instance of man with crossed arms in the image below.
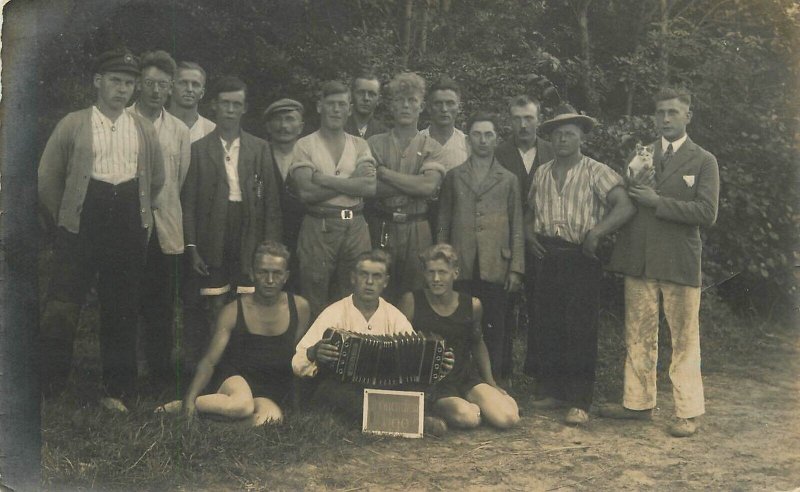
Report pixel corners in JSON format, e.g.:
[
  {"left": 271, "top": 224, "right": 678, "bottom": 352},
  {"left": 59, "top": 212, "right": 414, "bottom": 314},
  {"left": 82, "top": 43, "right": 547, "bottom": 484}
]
[{"left": 290, "top": 81, "right": 377, "bottom": 318}]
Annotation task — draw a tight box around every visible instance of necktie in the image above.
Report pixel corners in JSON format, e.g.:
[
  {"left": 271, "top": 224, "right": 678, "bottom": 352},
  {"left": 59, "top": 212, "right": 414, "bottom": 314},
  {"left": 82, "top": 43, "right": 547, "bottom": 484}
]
[{"left": 662, "top": 143, "right": 674, "bottom": 169}]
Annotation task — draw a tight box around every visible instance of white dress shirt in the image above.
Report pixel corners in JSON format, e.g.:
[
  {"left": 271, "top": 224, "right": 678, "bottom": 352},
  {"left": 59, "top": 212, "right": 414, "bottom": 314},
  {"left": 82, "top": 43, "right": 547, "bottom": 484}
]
[
  {"left": 292, "top": 295, "right": 414, "bottom": 377},
  {"left": 221, "top": 137, "right": 242, "bottom": 202}
]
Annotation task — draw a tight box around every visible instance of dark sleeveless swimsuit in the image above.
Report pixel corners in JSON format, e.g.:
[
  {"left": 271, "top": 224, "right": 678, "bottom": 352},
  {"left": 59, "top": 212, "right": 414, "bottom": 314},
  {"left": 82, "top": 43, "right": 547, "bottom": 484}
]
[
  {"left": 210, "top": 295, "right": 297, "bottom": 403},
  {"left": 411, "top": 290, "right": 483, "bottom": 399}
]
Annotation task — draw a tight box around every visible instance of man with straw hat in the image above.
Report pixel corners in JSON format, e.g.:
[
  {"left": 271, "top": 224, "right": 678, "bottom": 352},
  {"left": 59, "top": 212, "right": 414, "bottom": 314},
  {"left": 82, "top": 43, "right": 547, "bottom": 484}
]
[{"left": 525, "top": 104, "right": 635, "bottom": 425}]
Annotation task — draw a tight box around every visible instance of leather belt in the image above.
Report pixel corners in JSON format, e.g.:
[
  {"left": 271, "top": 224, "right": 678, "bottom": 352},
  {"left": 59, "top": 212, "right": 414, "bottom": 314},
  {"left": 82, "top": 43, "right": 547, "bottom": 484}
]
[
  {"left": 305, "top": 205, "right": 363, "bottom": 220},
  {"left": 374, "top": 208, "right": 428, "bottom": 224}
]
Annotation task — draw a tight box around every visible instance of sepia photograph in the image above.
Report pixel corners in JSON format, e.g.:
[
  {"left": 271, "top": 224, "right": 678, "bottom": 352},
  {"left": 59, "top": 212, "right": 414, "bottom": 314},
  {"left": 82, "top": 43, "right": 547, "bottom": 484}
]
[{"left": 1, "top": 0, "right": 798, "bottom": 490}]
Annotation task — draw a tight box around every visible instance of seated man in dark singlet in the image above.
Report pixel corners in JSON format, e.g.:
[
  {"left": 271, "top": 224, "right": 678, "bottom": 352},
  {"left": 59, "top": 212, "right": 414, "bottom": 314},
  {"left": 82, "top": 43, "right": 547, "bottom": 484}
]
[
  {"left": 397, "top": 243, "right": 520, "bottom": 430},
  {"left": 157, "top": 241, "right": 311, "bottom": 426}
]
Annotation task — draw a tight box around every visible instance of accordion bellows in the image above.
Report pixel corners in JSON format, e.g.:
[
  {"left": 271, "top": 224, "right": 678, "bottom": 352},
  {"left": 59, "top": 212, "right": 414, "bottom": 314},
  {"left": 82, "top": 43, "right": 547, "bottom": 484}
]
[{"left": 322, "top": 328, "right": 447, "bottom": 387}]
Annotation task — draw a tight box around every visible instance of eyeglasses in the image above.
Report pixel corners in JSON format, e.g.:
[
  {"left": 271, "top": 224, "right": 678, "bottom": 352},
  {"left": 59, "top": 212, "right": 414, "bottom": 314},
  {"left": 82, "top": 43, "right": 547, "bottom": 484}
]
[{"left": 142, "top": 79, "right": 171, "bottom": 90}]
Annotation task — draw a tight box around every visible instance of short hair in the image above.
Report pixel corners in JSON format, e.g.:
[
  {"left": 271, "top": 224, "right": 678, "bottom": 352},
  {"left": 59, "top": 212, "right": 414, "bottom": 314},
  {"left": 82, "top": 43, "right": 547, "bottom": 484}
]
[
  {"left": 209, "top": 75, "right": 247, "bottom": 102},
  {"left": 427, "top": 76, "right": 461, "bottom": 100},
  {"left": 388, "top": 72, "right": 426, "bottom": 98},
  {"left": 653, "top": 87, "right": 692, "bottom": 107},
  {"left": 351, "top": 69, "right": 380, "bottom": 91},
  {"left": 319, "top": 80, "right": 351, "bottom": 100},
  {"left": 509, "top": 94, "right": 541, "bottom": 114},
  {"left": 139, "top": 50, "right": 177, "bottom": 79},
  {"left": 466, "top": 111, "right": 499, "bottom": 133},
  {"left": 354, "top": 249, "right": 392, "bottom": 274},
  {"left": 176, "top": 61, "right": 207, "bottom": 84},
  {"left": 419, "top": 243, "right": 459, "bottom": 270},
  {"left": 252, "top": 240, "right": 290, "bottom": 266}
]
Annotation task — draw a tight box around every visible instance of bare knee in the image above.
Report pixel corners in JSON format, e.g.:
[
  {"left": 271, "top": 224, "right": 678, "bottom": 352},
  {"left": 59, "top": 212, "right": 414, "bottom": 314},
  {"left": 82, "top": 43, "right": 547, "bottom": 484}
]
[
  {"left": 443, "top": 402, "right": 481, "bottom": 429},
  {"left": 223, "top": 398, "right": 255, "bottom": 419},
  {"left": 252, "top": 399, "right": 283, "bottom": 426},
  {"left": 482, "top": 400, "right": 520, "bottom": 429}
]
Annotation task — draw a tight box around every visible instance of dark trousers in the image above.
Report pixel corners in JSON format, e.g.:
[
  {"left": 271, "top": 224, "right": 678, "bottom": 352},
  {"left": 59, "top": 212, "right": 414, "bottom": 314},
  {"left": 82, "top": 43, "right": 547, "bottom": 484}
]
[
  {"left": 455, "top": 278, "right": 509, "bottom": 381},
  {"left": 523, "top": 251, "right": 539, "bottom": 378},
  {"left": 40, "top": 178, "right": 147, "bottom": 398},
  {"left": 532, "top": 236, "right": 601, "bottom": 410},
  {"left": 140, "top": 232, "right": 181, "bottom": 386}
]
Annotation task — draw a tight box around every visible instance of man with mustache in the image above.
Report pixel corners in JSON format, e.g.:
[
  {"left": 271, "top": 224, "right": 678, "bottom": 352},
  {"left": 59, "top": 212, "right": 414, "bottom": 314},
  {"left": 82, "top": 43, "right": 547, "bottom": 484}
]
[
  {"left": 495, "top": 95, "right": 554, "bottom": 383},
  {"left": 290, "top": 81, "right": 377, "bottom": 317},
  {"left": 168, "top": 61, "right": 216, "bottom": 143},
  {"left": 263, "top": 98, "right": 306, "bottom": 292},
  {"left": 344, "top": 70, "right": 387, "bottom": 140},
  {"left": 128, "top": 50, "right": 191, "bottom": 389},
  {"left": 366, "top": 72, "right": 445, "bottom": 301},
  {"left": 38, "top": 48, "right": 164, "bottom": 411}
]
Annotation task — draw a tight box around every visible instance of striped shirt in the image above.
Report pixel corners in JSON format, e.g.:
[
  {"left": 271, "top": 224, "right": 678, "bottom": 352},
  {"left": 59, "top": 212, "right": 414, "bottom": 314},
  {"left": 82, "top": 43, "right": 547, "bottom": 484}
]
[
  {"left": 91, "top": 106, "right": 139, "bottom": 184},
  {"left": 527, "top": 155, "right": 623, "bottom": 244}
]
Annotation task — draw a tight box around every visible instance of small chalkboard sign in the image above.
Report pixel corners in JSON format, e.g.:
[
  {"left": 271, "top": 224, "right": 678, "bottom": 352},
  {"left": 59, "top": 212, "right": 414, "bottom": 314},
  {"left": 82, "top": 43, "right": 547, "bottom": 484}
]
[{"left": 362, "top": 389, "right": 425, "bottom": 438}]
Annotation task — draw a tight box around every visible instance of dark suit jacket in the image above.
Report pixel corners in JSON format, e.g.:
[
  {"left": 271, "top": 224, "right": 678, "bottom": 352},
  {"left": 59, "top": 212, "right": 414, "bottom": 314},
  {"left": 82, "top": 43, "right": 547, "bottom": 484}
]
[
  {"left": 344, "top": 114, "right": 387, "bottom": 140},
  {"left": 182, "top": 128, "right": 282, "bottom": 276},
  {"left": 437, "top": 159, "right": 525, "bottom": 284},
  {"left": 607, "top": 137, "right": 719, "bottom": 287},
  {"left": 495, "top": 137, "right": 554, "bottom": 208}
]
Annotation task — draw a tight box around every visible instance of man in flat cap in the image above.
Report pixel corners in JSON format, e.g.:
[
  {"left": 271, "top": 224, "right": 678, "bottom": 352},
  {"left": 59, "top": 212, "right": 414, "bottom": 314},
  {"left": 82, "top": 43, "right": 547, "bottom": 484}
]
[
  {"left": 525, "top": 105, "right": 634, "bottom": 425},
  {"left": 169, "top": 61, "right": 216, "bottom": 143},
  {"left": 128, "top": 50, "right": 191, "bottom": 389},
  {"left": 38, "top": 48, "right": 165, "bottom": 410},
  {"left": 264, "top": 98, "right": 305, "bottom": 291}
]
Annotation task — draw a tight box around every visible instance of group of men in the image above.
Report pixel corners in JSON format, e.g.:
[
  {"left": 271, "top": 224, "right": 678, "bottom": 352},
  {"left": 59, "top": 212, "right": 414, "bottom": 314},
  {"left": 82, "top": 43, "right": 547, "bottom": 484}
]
[{"left": 38, "top": 46, "right": 718, "bottom": 438}]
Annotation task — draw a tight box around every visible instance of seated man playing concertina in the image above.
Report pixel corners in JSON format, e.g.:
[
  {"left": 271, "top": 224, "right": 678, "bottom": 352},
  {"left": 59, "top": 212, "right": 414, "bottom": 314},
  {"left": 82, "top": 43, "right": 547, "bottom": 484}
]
[
  {"left": 157, "top": 241, "right": 311, "bottom": 426},
  {"left": 292, "top": 249, "right": 453, "bottom": 422},
  {"left": 398, "top": 244, "right": 520, "bottom": 433}
]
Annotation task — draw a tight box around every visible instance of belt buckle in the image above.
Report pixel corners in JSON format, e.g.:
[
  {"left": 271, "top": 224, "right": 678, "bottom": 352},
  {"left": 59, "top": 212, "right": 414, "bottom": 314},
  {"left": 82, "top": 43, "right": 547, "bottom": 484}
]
[
  {"left": 392, "top": 212, "right": 408, "bottom": 223},
  {"left": 340, "top": 209, "right": 353, "bottom": 220}
]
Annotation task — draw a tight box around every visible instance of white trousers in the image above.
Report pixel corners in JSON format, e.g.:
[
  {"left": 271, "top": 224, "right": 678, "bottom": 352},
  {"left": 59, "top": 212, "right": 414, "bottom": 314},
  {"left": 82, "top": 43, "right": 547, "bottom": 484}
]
[{"left": 622, "top": 276, "right": 705, "bottom": 419}]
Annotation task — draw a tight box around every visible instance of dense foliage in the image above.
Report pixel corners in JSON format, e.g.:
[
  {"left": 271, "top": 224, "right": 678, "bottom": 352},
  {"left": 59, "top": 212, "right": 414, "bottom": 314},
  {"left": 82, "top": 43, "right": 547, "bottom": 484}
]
[{"left": 30, "top": 0, "right": 799, "bottom": 315}]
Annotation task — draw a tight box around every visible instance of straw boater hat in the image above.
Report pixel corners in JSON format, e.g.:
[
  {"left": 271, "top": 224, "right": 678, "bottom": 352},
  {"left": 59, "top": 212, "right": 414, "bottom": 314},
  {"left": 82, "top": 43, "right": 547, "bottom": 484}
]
[{"left": 538, "top": 104, "right": 597, "bottom": 137}]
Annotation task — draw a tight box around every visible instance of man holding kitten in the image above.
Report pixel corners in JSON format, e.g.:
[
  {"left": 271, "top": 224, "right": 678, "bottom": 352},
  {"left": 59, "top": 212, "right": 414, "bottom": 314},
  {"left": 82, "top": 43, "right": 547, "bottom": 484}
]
[{"left": 602, "top": 87, "right": 720, "bottom": 438}]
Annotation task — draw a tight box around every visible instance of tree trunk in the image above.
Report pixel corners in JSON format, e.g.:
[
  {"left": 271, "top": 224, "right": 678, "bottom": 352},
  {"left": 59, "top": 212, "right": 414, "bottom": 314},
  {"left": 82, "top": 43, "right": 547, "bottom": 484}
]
[
  {"left": 401, "top": 0, "right": 415, "bottom": 67},
  {"left": 660, "top": 0, "right": 670, "bottom": 83},
  {"left": 576, "top": 0, "right": 598, "bottom": 113},
  {"left": 419, "top": 0, "right": 430, "bottom": 56}
]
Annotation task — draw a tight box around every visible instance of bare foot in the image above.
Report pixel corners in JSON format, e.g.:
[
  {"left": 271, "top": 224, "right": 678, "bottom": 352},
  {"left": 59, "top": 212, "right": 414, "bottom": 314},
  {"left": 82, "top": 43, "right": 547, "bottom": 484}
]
[
  {"left": 99, "top": 397, "right": 129, "bottom": 413},
  {"left": 154, "top": 400, "right": 183, "bottom": 414}
]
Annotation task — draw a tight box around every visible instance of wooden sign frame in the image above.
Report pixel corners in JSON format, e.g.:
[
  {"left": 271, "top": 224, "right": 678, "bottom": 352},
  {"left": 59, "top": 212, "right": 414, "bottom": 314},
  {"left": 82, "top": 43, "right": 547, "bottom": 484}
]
[{"left": 362, "top": 389, "right": 425, "bottom": 438}]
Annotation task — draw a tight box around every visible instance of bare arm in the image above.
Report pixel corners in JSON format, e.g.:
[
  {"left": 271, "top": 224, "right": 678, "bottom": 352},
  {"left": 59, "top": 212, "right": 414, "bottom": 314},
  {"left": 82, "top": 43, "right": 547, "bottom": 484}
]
[
  {"left": 182, "top": 301, "right": 237, "bottom": 418},
  {"left": 377, "top": 167, "right": 442, "bottom": 198},
  {"left": 583, "top": 185, "right": 636, "bottom": 258},
  {"left": 312, "top": 161, "right": 377, "bottom": 197},
  {"left": 396, "top": 292, "right": 415, "bottom": 322},
  {"left": 470, "top": 299, "right": 498, "bottom": 387},
  {"left": 293, "top": 295, "right": 312, "bottom": 345},
  {"left": 291, "top": 166, "right": 341, "bottom": 204}
]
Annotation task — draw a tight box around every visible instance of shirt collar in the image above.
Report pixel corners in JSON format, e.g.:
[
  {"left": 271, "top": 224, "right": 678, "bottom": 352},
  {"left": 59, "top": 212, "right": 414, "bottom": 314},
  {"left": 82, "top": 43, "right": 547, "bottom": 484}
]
[
  {"left": 220, "top": 136, "right": 241, "bottom": 152},
  {"left": 662, "top": 134, "right": 688, "bottom": 153}
]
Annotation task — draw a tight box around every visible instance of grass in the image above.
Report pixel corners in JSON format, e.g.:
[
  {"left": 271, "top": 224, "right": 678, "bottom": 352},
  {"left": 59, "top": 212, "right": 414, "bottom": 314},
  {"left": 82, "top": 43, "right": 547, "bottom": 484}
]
[{"left": 41, "top": 275, "right": 781, "bottom": 490}]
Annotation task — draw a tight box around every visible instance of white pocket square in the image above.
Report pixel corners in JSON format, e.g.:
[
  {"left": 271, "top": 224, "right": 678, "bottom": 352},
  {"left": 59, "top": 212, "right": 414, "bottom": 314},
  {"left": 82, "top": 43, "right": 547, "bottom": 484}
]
[{"left": 683, "top": 175, "right": 696, "bottom": 187}]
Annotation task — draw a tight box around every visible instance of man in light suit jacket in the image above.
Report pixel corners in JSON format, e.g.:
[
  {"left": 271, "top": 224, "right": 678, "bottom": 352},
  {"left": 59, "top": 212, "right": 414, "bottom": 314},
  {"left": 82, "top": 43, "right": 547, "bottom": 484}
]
[
  {"left": 181, "top": 76, "right": 282, "bottom": 369},
  {"left": 437, "top": 111, "right": 524, "bottom": 383},
  {"left": 495, "top": 95, "right": 555, "bottom": 382},
  {"left": 601, "top": 87, "right": 720, "bottom": 438}
]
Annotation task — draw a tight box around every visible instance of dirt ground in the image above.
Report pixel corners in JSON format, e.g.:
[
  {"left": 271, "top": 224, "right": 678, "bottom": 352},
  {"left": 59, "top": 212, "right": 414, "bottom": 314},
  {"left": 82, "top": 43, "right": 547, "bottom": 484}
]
[{"left": 226, "top": 327, "right": 800, "bottom": 491}]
